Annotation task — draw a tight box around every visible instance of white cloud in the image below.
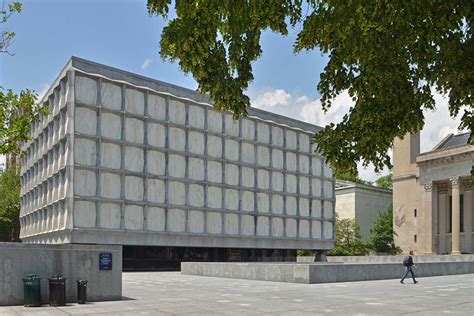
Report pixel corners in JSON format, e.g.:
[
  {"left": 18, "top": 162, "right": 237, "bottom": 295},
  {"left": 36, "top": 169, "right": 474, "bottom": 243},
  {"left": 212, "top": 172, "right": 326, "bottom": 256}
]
[
  {"left": 251, "top": 88, "right": 466, "bottom": 182},
  {"left": 141, "top": 58, "right": 153, "bottom": 70}
]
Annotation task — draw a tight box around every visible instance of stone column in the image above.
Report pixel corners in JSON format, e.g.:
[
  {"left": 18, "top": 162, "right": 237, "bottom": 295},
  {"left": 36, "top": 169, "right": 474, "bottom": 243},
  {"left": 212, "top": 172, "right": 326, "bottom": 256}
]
[
  {"left": 463, "top": 180, "right": 472, "bottom": 253},
  {"left": 450, "top": 177, "right": 461, "bottom": 255},
  {"left": 424, "top": 182, "right": 437, "bottom": 254},
  {"left": 438, "top": 184, "right": 448, "bottom": 254}
]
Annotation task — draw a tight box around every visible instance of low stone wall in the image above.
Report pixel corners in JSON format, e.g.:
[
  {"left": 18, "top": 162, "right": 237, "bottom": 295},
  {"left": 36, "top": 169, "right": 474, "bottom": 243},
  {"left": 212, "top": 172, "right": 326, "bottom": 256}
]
[
  {"left": 0, "top": 242, "right": 122, "bottom": 306},
  {"left": 182, "top": 259, "right": 474, "bottom": 284},
  {"left": 297, "top": 254, "right": 474, "bottom": 263}
]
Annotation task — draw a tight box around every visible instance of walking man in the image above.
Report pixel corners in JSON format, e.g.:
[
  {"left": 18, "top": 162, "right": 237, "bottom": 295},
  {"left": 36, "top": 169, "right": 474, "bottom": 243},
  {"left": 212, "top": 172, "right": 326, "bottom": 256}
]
[{"left": 400, "top": 251, "right": 418, "bottom": 284}]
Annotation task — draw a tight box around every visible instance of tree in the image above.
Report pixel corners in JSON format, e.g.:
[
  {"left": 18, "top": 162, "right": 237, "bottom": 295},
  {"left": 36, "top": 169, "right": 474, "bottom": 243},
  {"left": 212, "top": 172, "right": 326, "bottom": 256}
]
[
  {"left": 326, "top": 215, "right": 367, "bottom": 256},
  {"left": 148, "top": 1, "right": 473, "bottom": 175},
  {"left": 0, "top": 1, "right": 49, "bottom": 154},
  {"left": 375, "top": 173, "right": 393, "bottom": 190},
  {"left": 0, "top": 167, "right": 20, "bottom": 241},
  {"left": 368, "top": 205, "right": 401, "bottom": 254}
]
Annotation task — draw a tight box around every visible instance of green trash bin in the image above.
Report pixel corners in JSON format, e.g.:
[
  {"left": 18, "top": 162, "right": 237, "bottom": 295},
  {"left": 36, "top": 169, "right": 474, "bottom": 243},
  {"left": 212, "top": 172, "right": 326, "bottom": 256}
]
[{"left": 22, "top": 274, "right": 41, "bottom": 307}]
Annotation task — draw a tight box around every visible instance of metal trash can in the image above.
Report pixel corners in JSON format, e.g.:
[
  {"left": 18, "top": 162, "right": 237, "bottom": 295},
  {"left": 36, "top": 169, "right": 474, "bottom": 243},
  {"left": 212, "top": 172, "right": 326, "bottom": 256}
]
[
  {"left": 48, "top": 275, "right": 66, "bottom": 306},
  {"left": 22, "top": 274, "right": 41, "bottom": 307},
  {"left": 77, "top": 280, "right": 88, "bottom": 304}
]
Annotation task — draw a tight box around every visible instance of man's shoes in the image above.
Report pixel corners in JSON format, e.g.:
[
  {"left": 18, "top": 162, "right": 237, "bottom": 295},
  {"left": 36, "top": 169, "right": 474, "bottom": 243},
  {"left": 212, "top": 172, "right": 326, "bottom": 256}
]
[
  {"left": 414, "top": 281, "right": 418, "bottom": 284},
  {"left": 400, "top": 281, "right": 404, "bottom": 284}
]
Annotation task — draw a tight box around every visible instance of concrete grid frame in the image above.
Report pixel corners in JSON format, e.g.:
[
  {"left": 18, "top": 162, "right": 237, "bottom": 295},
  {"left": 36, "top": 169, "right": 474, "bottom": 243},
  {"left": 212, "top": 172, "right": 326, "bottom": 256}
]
[{"left": 19, "top": 57, "right": 336, "bottom": 251}]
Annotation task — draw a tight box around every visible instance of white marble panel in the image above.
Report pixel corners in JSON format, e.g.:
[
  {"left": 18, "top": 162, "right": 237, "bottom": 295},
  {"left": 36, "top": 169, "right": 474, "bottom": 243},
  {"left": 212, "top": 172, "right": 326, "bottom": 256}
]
[
  {"left": 257, "top": 193, "right": 269, "bottom": 213},
  {"left": 286, "top": 174, "right": 297, "bottom": 194},
  {"left": 312, "top": 220, "right": 322, "bottom": 238},
  {"left": 75, "top": 107, "right": 97, "bottom": 135},
  {"left": 225, "top": 114, "right": 239, "bottom": 137},
  {"left": 225, "top": 189, "right": 239, "bottom": 210},
  {"left": 75, "top": 76, "right": 97, "bottom": 105},
  {"left": 286, "top": 130, "right": 297, "bottom": 150},
  {"left": 147, "top": 207, "right": 165, "bottom": 231},
  {"left": 208, "top": 111, "right": 223, "bottom": 133},
  {"left": 188, "top": 210, "right": 204, "bottom": 233},
  {"left": 241, "top": 142, "right": 254, "bottom": 164},
  {"left": 147, "top": 150, "right": 165, "bottom": 175},
  {"left": 188, "top": 105, "right": 205, "bottom": 129},
  {"left": 169, "top": 99, "right": 186, "bottom": 124},
  {"left": 312, "top": 157, "right": 322, "bottom": 176},
  {"left": 312, "top": 178, "right": 322, "bottom": 196},
  {"left": 207, "top": 212, "right": 222, "bottom": 234},
  {"left": 257, "top": 123, "right": 270, "bottom": 143},
  {"left": 299, "top": 133, "right": 310, "bottom": 153},
  {"left": 324, "top": 221, "right": 333, "bottom": 239},
  {"left": 225, "top": 164, "right": 239, "bottom": 185},
  {"left": 324, "top": 181, "right": 333, "bottom": 198},
  {"left": 148, "top": 94, "right": 166, "bottom": 120},
  {"left": 257, "top": 170, "right": 269, "bottom": 189},
  {"left": 101, "top": 172, "right": 121, "bottom": 199},
  {"left": 241, "top": 215, "right": 255, "bottom": 235},
  {"left": 124, "top": 205, "right": 143, "bottom": 230},
  {"left": 188, "top": 131, "right": 205, "bottom": 154},
  {"left": 169, "top": 154, "right": 186, "bottom": 178},
  {"left": 257, "top": 216, "right": 270, "bottom": 236},
  {"left": 168, "top": 208, "right": 185, "bottom": 232},
  {"left": 168, "top": 181, "right": 185, "bottom": 205},
  {"left": 324, "top": 163, "right": 333, "bottom": 178},
  {"left": 124, "top": 176, "right": 144, "bottom": 201},
  {"left": 299, "top": 177, "right": 309, "bottom": 195},
  {"left": 101, "top": 81, "right": 122, "bottom": 110},
  {"left": 300, "top": 198, "right": 310, "bottom": 217},
  {"left": 189, "top": 184, "right": 204, "bottom": 207},
  {"left": 256, "top": 146, "right": 269, "bottom": 166},
  {"left": 74, "top": 200, "right": 96, "bottom": 228},
  {"left": 242, "top": 167, "right": 254, "bottom": 188},
  {"left": 101, "top": 142, "right": 121, "bottom": 169},
  {"left": 299, "top": 155, "right": 310, "bottom": 174},
  {"left": 324, "top": 201, "right": 334, "bottom": 219},
  {"left": 272, "top": 126, "right": 284, "bottom": 147},
  {"left": 286, "top": 218, "right": 297, "bottom": 238},
  {"left": 147, "top": 179, "right": 165, "bottom": 203},
  {"left": 207, "top": 186, "right": 222, "bottom": 209},
  {"left": 124, "top": 118, "right": 144, "bottom": 143},
  {"left": 271, "top": 217, "right": 284, "bottom": 237},
  {"left": 125, "top": 88, "right": 145, "bottom": 115},
  {"left": 224, "top": 213, "right": 239, "bottom": 235},
  {"left": 272, "top": 195, "right": 284, "bottom": 214},
  {"left": 312, "top": 200, "right": 322, "bottom": 218},
  {"left": 188, "top": 158, "right": 204, "bottom": 180},
  {"left": 148, "top": 123, "right": 166, "bottom": 148},
  {"left": 74, "top": 169, "right": 96, "bottom": 196},
  {"left": 272, "top": 172, "right": 284, "bottom": 191},
  {"left": 74, "top": 138, "right": 96, "bottom": 166},
  {"left": 207, "top": 161, "right": 222, "bottom": 183},
  {"left": 169, "top": 127, "right": 186, "bottom": 151},
  {"left": 241, "top": 191, "right": 254, "bottom": 212},
  {"left": 299, "top": 220, "right": 310, "bottom": 238},
  {"left": 224, "top": 139, "right": 239, "bottom": 161},
  {"left": 272, "top": 149, "right": 284, "bottom": 169},
  {"left": 241, "top": 119, "right": 255, "bottom": 140},
  {"left": 286, "top": 196, "right": 297, "bottom": 216},
  {"left": 101, "top": 112, "right": 121, "bottom": 139},
  {"left": 286, "top": 152, "right": 297, "bottom": 172},
  {"left": 124, "top": 146, "right": 144, "bottom": 172},
  {"left": 208, "top": 135, "right": 222, "bottom": 158},
  {"left": 100, "top": 203, "right": 121, "bottom": 229}
]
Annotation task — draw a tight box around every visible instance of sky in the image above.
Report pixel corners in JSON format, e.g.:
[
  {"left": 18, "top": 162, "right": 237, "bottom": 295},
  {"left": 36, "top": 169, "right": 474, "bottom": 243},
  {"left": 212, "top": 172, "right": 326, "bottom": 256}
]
[{"left": 0, "top": 0, "right": 466, "bottom": 181}]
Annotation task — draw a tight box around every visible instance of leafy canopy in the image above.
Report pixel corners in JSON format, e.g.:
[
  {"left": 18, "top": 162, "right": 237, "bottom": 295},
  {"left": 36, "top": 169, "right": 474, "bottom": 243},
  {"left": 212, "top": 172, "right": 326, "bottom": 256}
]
[
  {"left": 375, "top": 173, "right": 393, "bottom": 189},
  {"left": 0, "top": 167, "right": 20, "bottom": 241},
  {"left": 148, "top": 0, "right": 473, "bottom": 175},
  {"left": 368, "top": 205, "right": 401, "bottom": 254},
  {"left": 326, "top": 215, "right": 367, "bottom": 256},
  {"left": 0, "top": 1, "right": 49, "bottom": 155}
]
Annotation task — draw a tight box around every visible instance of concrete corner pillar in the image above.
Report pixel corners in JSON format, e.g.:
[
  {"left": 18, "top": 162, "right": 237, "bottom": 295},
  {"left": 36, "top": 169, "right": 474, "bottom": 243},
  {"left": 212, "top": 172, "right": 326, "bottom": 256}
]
[
  {"left": 423, "top": 182, "right": 437, "bottom": 254},
  {"left": 450, "top": 177, "right": 461, "bottom": 255}
]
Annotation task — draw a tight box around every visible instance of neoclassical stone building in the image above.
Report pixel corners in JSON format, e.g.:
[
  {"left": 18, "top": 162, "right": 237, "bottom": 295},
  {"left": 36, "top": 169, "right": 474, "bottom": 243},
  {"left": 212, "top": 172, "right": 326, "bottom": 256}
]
[{"left": 393, "top": 132, "right": 473, "bottom": 255}]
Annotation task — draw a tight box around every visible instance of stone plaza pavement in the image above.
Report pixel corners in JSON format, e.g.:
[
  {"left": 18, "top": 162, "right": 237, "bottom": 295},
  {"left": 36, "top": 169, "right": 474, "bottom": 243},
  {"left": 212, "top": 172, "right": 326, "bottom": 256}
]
[{"left": 0, "top": 272, "right": 473, "bottom": 315}]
